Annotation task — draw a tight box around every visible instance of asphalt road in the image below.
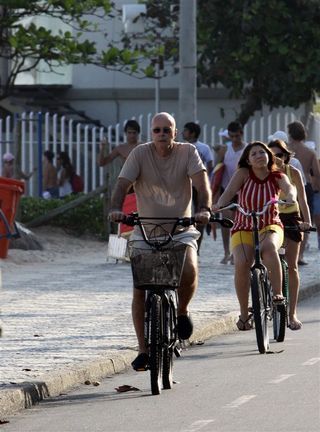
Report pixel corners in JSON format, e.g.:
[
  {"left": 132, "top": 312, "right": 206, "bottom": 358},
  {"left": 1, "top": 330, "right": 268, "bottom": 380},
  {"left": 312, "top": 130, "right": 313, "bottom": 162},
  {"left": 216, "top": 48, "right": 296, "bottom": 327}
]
[{"left": 3, "top": 293, "right": 320, "bottom": 432}]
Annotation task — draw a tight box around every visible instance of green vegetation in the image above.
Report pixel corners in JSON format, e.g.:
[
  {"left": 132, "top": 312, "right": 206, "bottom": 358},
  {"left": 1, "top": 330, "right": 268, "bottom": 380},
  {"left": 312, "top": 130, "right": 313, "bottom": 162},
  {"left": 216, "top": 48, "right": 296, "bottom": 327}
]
[{"left": 19, "top": 195, "right": 107, "bottom": 239}]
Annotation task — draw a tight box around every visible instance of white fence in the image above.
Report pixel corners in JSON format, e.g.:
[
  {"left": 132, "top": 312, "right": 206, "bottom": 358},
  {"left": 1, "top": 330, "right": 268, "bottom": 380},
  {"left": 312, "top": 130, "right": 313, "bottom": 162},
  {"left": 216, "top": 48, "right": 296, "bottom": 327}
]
[{"left": 0, "top": 109, "right": 302, "bottom": 197}]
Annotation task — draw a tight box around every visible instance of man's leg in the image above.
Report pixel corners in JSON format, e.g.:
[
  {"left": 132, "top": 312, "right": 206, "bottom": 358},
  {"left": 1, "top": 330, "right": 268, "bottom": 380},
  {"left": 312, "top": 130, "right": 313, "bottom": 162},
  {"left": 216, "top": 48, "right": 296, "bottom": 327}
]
[
  {"left": 132, "top": 287, "right": 146, "bottom": 353},
  {"left": 176, "top": 245, "right": 198, "bottom": 339},
  {"left": 177, "top": 245, "right": 198, "bottom": 315}
]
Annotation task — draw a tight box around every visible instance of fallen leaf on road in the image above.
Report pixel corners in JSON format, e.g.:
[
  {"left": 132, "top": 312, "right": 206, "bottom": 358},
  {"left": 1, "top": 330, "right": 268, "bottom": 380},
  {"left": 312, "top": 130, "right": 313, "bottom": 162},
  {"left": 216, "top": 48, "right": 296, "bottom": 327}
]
[
  {"left": 92, "top": 381, "right": 100, "bottom": 386},
  {"left": 0, "top": 420, "right": 10, "bottom": 425},
  {"left": 22, "top": 368, "right": 32, "bottom": 371},
  {"left": 84, "top": 380, "right": 91, "bottom": 385},
  {"left": 115, "top": 385, "right": 140, "bottom": 393}
]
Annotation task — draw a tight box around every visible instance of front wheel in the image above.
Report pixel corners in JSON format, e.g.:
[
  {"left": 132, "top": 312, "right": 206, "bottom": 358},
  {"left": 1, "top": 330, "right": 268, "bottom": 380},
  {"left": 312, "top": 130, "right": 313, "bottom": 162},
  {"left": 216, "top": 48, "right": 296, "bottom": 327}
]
[
  {"left": 162, "top": 297, "right": 175, "bottom": 390},
  {"left": 149, "top": 294, "right": 163, "bottom": 395},
  {"left": 251, "top": 267, "right": 270, "bottom": 354}
]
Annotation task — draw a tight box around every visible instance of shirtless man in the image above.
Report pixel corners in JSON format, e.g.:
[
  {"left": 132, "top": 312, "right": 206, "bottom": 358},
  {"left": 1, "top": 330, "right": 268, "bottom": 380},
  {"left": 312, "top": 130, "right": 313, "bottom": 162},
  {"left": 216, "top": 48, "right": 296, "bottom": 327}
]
[
  {"left": 214, "top": 121, "right": 247, "bottom": 264},
  {"left": 287, "top": 121, "right": 320, "bottom": 264},
  {"left": 98, "top": 120, "right": 140, "bottom": 166}
]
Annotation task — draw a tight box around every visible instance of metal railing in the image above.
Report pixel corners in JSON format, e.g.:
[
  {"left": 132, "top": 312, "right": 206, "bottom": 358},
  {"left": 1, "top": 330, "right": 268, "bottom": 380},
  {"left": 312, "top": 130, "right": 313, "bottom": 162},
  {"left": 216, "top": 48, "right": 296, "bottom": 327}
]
[{"left": 0, "top": 109, "right": 303, "bottom": 197}]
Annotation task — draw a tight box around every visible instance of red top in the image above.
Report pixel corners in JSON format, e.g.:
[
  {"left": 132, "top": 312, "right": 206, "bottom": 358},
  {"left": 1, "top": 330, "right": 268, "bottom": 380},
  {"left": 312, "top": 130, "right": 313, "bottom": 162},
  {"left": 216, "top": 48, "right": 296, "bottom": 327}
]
[{"left": 231, "top": 169, "right": 283, "bottom": 233}]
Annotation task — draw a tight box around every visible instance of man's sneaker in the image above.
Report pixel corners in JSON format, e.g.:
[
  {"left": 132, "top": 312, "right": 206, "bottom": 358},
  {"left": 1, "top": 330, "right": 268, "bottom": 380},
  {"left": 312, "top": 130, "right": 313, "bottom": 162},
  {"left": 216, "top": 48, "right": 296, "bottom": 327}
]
[
  {"left": 131, "top": 353, "right": 149, "bottom": 371},
  {"left": 177, "top": 314, "right": 193, "bottom": 340}
]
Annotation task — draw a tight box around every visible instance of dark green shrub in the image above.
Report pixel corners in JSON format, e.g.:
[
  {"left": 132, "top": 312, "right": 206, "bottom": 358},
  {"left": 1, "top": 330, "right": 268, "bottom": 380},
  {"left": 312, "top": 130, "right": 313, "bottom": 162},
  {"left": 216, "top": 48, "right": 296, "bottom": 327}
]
[{"left": 19, "top": 195, "right": 107, "bottom": 239}]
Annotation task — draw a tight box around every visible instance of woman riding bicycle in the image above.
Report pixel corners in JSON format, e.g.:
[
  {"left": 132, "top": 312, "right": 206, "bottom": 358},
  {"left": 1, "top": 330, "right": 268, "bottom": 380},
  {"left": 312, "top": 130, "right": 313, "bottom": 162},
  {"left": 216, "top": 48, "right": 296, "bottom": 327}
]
[
  {"left": 212, "top": 141, "right": 296, "bottom": 331},
  {"left": 268, "top": 139, "right": 311, "bottom": 330}
]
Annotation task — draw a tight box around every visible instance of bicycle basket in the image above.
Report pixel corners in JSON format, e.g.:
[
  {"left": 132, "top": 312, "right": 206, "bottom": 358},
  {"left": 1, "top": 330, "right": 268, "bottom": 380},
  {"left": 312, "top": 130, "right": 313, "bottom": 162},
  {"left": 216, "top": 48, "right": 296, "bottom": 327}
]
[{"left": 128, "top": 241, "right": 187, "bottom": 290}]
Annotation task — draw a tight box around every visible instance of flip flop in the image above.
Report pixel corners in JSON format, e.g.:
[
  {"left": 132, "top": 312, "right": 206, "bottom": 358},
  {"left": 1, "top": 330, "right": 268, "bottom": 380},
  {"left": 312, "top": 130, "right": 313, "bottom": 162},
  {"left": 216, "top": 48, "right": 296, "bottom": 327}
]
[
  {"left": 236, "top": 314, "right": 253, "bottom": 331},
  {"left": 289, "top": 320, "right": 302, "bottom": 331}
]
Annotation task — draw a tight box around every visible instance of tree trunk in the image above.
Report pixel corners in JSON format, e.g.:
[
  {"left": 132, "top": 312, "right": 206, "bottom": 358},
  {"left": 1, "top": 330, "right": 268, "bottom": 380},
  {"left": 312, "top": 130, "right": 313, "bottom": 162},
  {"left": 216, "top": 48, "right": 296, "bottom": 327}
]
[{"left": 236, "top": 88, "right": 262, "bottom": 126}]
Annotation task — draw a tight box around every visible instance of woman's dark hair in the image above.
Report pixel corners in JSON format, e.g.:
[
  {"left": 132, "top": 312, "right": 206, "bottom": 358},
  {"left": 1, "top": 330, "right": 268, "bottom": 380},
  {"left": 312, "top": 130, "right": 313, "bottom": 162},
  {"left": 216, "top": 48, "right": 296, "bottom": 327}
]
[
  {"left": 268, "top": 139, "right": 293, "bottom": 165},
  {"left": 44, "top": 150, "right": 54, "bottom": 163},
  {"left": 238, "top": 141, "right": 276, "bottom": 171},
  {"left": 58, "top": 151, "right": 74, "bottom": 177}
]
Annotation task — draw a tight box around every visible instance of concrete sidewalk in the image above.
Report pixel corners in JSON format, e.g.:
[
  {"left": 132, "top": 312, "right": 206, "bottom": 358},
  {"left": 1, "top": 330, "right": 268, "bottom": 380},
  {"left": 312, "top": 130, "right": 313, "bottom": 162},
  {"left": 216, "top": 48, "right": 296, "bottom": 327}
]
[{"left": 0, "top": 231, "right": 319, "bottom": 419}]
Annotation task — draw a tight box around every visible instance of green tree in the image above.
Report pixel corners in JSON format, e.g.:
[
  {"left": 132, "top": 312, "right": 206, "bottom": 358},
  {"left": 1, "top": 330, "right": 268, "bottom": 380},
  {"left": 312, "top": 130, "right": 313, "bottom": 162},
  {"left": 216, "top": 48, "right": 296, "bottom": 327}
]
[
  {"left": 196, "top": 0, "right": 320, "bottom": 124},
  {"left": 138, "top": 0, "right": 320, "bottom": 124},
  {"left": 0, "top": 0, "right": 162, "bottom": 100}
]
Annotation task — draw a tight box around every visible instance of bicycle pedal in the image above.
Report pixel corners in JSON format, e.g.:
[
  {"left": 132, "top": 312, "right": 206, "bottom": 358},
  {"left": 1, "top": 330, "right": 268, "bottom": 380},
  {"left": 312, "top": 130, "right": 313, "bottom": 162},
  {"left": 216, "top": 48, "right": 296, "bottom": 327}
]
[{"left": 174, "top": 346, "right": 182, "bottom": 357}]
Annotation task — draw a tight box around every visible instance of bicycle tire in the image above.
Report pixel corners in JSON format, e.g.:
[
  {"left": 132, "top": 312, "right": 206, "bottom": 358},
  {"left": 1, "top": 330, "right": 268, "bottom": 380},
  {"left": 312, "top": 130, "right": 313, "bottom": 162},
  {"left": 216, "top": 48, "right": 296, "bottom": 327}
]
[
  {"left": 149, "top": 294, "right": 163, "bottom": 395},
  {"left": 162, "top": 296, "right": 175, "bottom": 389},
  {"left": 251, "top": 267, "right": 270, "bottom": 354},
  {"left": 273, "top": 256, "right": 288, "bottom": 342}
]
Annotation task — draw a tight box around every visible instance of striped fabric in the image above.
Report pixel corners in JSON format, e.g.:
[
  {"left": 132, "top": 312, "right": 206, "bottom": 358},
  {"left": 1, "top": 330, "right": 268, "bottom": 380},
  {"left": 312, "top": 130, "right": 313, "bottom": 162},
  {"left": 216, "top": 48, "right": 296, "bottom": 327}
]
[{"left": 231, "top": 169, "right": 283, "bottom": 234}]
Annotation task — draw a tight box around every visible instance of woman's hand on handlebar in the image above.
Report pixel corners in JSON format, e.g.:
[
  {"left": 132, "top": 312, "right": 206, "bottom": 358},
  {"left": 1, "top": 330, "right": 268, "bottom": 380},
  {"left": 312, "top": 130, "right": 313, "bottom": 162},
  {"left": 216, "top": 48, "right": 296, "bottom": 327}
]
[
  {"left": 299, "top": 221, "right": 311, "bottom": 231},
  {"left": 109, "top": 209, "right": 125, "bottom": 222}
]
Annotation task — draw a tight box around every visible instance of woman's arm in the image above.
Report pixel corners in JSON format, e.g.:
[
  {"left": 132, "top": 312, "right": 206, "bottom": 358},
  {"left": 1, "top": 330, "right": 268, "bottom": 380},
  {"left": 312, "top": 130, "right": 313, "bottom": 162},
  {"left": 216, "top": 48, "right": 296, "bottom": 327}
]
[
  {"left": 291, "top": 167, "right": 311, "bottom": 225},
  {"left": 212, "top": 168, "right": 247, "bottom": 210},
  {"left": 277, "top": 173, "right": 297, "bottom": 203}
]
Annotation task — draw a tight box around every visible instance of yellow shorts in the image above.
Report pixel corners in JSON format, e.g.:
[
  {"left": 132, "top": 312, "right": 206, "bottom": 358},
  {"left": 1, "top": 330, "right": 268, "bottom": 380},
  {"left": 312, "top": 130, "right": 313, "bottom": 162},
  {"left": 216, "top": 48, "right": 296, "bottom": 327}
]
[{"left": 231, "top": 225, "right": 284, "bottom": 250}]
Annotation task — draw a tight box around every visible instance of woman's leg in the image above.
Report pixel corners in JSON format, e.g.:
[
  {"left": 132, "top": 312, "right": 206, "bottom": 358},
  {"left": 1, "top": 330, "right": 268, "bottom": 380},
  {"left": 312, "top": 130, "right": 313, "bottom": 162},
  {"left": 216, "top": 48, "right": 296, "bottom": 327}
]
[
  {"left": 260, "top": 231, "right": 283, "bottom": 298},
  {"left": 285, "top": 238, "right": 302, "bottom": 328},
  {"left": 232, "top": 243, "right": 254, "bottom": 322}
]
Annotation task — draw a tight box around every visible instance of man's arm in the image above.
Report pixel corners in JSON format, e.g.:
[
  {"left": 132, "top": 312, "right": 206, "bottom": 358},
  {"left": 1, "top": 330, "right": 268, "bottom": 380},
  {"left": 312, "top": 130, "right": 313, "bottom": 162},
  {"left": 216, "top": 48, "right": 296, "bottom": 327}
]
[
  {"left": 109, "top": 177, "right": 133, "bottom": 221},
  {"left": 98, "top": 138, "right": 120, "bottom": 167},
  {"left": 191, "top": 170, "right": 212, "bottom": 223}
]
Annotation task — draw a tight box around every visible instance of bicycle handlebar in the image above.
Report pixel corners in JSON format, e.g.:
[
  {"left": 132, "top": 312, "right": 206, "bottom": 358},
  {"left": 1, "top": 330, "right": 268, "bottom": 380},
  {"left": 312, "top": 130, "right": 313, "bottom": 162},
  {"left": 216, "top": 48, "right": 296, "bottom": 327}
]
[
  {"left": 284, "top": 225, "right": 317, "bottom": 233},
  {"left": 216, "top": 198, "right": 296, "bottom": 216},
  {"left": 117, "top": 213, "right": 233, "bottom": 248},
  {"left": 119, "top": 213, "right": 233, "bottom": 229}
]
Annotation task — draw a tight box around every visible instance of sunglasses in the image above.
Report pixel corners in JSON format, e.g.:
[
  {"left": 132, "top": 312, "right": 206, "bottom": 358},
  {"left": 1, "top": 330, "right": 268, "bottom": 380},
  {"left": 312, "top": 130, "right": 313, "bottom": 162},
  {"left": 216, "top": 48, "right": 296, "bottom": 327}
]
[
  {"left": 275, "top": 153, "right": 284, "bottom": 158},
  {"left": 152, "top": 127, "right": 172, "bottom": 134}
]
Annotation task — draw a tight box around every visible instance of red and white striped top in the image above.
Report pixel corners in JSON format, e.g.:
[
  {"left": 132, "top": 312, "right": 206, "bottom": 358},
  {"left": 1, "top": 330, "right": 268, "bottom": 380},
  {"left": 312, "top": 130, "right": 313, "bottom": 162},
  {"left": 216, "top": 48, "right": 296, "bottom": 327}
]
[{"left": 231, "top": 169, "right": 283, "bottom": 233}]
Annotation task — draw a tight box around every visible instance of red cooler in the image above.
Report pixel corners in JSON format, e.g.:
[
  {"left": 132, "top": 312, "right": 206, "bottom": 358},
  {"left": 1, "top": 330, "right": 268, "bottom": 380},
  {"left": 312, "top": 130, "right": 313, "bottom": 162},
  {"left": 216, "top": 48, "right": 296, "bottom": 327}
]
[{"left": 0, "top": 176, "right": 25, "bottom": 259}]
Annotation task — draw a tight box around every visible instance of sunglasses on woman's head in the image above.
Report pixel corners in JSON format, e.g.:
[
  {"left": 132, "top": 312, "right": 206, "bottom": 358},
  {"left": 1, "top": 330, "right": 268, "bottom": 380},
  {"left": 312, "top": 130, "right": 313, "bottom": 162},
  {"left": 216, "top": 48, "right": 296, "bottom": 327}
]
[{"left": 275, "top": 153, "right": 284, "bottom": 158}]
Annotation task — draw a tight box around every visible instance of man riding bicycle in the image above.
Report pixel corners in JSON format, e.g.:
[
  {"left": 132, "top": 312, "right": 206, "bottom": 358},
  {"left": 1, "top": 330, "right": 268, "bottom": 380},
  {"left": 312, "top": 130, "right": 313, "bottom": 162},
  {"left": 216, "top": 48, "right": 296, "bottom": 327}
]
[{"left": 109, "top": 112, "right": 211, "bottom": 371}]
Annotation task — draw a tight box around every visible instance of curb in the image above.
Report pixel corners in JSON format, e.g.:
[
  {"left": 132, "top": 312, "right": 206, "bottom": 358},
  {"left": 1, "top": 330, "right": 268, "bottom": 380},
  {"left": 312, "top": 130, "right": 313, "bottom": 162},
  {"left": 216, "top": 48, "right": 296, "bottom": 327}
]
[{"left": 1, "top": 282, "right": 319, "bottom": 420}]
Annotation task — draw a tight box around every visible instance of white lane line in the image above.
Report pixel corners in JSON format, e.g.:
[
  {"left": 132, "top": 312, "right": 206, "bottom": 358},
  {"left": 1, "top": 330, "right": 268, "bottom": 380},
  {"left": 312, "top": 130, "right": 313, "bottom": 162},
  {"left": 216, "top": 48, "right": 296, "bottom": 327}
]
[
  {"left": 268, "top": 374, "right": 295, "bottom": 384},
  {"left": 185, "top": 420, "right": 215, "bottom": 432},
  {"left": 224, "top": 395, "right": 256, "bottom": 408},
  {"left": 302, "top": 357, "right": 320, "bottom": 366}
]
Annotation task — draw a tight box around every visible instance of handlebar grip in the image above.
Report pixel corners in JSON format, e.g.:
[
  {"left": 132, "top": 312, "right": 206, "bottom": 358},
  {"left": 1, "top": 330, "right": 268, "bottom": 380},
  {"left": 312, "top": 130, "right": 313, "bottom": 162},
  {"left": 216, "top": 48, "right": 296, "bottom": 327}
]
[{"left": 210, "top": 216, "right": 234, "bottom": 228}]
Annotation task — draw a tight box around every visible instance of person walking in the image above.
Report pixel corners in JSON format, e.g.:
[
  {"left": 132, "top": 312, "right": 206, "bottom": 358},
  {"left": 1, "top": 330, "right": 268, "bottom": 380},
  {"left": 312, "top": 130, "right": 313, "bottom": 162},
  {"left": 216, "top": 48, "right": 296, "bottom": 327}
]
[
  {"left": 98, "top": 120, "right": 141, "bottom": 167},
  {"left": 42, "top": 150, "right": 59, "bottom": 199},
  {"left": 182, "top": 121, "right": 214, "bottom": 252},
  {"left": 109, "top": 112, "right": 211, "bottom": 370},
  {"left": 214, "top": 121, "right": 247, "bottom": 264},
  {"left": 287, "top": 121, "right": 320, "bottom": 265}
]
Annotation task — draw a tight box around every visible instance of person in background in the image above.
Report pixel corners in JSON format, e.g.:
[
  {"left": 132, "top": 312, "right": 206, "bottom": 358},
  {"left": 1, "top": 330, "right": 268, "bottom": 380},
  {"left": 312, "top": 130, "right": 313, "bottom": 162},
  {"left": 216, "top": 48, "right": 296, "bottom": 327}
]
[
  {"left": 287, "top": 121, "right": 320, "bottom": 265},
  {"left": 268, "top": 139, "right": 311, "bottom": 330},
  {"left": 268, "top": 131, "right": 306, "bottom": 184},
  {"left": 109, "top": 112, "right": 211, "bottom": 371},
  {"left": 212, "top": 141, "right": 296, "bottom": 331},
  {"left": 99, "top": 120, "right": 141, "bottom": 239},
  {"left": 182, "top": 122, "right": 214, "bottom": 252},
  {"left": 214, "top": 121, "right": 247, "bottom": 264},
  {"left": 98, "top": 120, "right": 141, "bottom": 167},
  {"left": 42, "top": 150, "right": 59, "bottom": 199},
  {"left": 57, "top": 151, "right": 73, "bottom": 198},
  {"left": 2, "top": 152, "right": 36, "bottom": 181}
]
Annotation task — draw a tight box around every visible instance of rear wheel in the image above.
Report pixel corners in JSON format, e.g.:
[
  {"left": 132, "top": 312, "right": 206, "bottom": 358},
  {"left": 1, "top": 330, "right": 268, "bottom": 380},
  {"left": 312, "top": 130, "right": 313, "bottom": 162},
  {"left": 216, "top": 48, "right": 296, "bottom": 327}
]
[
  {"left": 251, "top": 268, "right": 270, "bottom": 354},
  {"left": 273, "top": 303, "right": 286, "bottom": 342},
  {"left": 273, "top": 256, "right": 289, "bottom": 341},
  {"left": 149, "top": 294, "right": 162, "bottom": 395}
]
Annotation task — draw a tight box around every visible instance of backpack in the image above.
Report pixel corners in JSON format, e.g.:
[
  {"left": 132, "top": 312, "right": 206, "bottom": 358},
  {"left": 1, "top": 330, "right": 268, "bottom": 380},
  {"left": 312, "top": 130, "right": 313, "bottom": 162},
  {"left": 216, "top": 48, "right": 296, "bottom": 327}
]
[{"left": 71, "top": 172, "right": 84, "bottom": 193}]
